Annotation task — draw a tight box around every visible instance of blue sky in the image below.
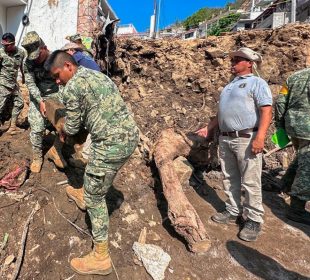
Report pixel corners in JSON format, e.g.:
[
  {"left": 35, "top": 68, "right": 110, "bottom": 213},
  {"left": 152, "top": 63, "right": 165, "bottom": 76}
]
[{"left": 109, "top": 0, "right": 231, "bottom": 32}]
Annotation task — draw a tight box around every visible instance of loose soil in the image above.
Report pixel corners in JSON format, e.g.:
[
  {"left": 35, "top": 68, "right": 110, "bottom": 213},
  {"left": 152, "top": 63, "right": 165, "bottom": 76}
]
[{"left": 0, "top": 23, "right": 309, "bottom": 280}]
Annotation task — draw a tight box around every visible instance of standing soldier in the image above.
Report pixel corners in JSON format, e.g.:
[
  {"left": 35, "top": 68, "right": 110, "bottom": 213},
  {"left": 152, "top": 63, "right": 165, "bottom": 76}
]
[
  {"left": 21, "top": 31, "right": 67, "bottom": 173},
  {"left": 45, "top": 50, "right": 139, "bottom": 276},
  {"left": 275, "top": 69, "right": 310, "bottom": 225},
  {"left": 0, "top": 33, "right": 25, "bottom": 134}
]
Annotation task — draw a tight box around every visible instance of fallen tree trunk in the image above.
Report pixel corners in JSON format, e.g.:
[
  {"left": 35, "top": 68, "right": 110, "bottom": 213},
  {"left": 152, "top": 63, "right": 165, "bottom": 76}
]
[{"left": 153, "top": 129, "right": 211, "bottom": 253}]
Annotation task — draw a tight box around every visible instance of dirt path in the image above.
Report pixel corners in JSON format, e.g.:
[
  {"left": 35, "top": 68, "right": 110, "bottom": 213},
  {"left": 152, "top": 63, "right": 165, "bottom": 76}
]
[{"left": 0, "top": 130, "right": 309, "bottom": 280}]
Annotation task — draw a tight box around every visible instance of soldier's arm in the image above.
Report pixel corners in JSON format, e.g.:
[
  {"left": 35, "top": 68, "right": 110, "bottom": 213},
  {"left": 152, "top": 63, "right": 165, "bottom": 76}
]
[
  {"left": 24, "top": 62, "right": 43, "bottom": 104},
  {"left": 63, "top": 86, "right": 82, "bottom": 136},
  {"left": 275, "top": 81, "right": 289, "bottom": 129}
]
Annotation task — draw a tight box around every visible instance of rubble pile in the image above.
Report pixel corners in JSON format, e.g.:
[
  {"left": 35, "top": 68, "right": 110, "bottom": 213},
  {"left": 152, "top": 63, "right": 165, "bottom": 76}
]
[{"left": 110, "top": 24, "right": 310, "bottom": 143}]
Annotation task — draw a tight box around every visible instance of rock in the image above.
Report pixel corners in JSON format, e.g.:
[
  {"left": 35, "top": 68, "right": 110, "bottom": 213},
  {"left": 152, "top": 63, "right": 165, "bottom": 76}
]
[
  {"left": 119, "top": 201, "right": 132, "bottom": 215},
  {"left": 133, "top": 242, "right": 171, "bottom": 280},
  {"left": 173, "top": 156, "right": 194, "bottom": 186},
  {"left": 69, "top": 236, "right": 82, "bottom": 248},
  {"left": 4, "top": 254, "right": 15, "bottom": 266},
  {"left": 47, "top": 232, "right": 56, "bottom": 240},
  {"left": 306, "top": 201, "right": 310, "bottom": 213},
  {"left": 205, "top": 47, "right": 225, "bottom": 59},
  {"left": 148, "top": 230, "right": 161, "bottom": 241},
  {"left": 122, "top": 212, "right": 139, "bottom": 224},
  {"left": 148, "top": 221, "right": 157, "bottom": 227}
]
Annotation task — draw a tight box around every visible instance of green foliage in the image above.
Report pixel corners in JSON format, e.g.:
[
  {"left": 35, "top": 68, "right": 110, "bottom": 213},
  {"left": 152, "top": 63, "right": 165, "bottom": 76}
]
[
  {"left": 182, "top": 0, "right": 245, "bottom": 30},
  {"left": 183, "top": 8, "right": 222, "bottom": 30},
  {"left": 226, "top": 0, "right": 245, "bottom": 10},
  {"left": 208, "top": 13, "right": 241, "bottom": 36}
]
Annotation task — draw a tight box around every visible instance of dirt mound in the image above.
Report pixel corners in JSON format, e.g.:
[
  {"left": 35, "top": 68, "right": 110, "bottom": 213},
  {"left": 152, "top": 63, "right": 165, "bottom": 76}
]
[{"left": 0, "top": 24, "right": 309, "bottom": 279}]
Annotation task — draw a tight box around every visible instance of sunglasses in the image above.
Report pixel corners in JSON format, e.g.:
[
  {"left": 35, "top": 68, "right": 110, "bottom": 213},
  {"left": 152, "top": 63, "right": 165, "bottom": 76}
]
[
  {"left": 1, "top": 41, "right": 15, "bottom": 46},
  {"left": 231, "top": 57, "right": 251, "bottom": 64}
]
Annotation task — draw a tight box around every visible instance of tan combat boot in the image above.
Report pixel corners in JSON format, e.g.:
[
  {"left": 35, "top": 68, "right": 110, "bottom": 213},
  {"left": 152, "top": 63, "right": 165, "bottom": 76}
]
[
  {"left": 30, "top": 153, "right": 43, "bottom": 173},
  {"left": 70, "top": 241, "right": 112, "bottom": 275},
  {"left": 46, "top": 137, "right": 67, "bottom": 169},
  {"left": 66, "top": 186, "right": 86, "bottom": 210},
  {"left": 6, "top": 119, "right": 23, "bottom": 135}
]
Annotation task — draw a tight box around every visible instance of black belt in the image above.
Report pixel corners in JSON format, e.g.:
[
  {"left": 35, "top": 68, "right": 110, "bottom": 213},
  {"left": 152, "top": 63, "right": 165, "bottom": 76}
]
[{"left": 221, "top": 128, "right": 258, "bottom": 138}]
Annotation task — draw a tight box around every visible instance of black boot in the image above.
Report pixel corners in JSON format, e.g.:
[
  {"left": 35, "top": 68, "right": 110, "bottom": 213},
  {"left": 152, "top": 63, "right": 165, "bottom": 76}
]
[
  {"left": 287, "top": 196, "right": 310, "bottom": 225},
  {"left": 238, "top": 219, "right": 261, "bottom": 242},
  {"left": 211, "top": 210, "right": 242, "bottom": 225}
]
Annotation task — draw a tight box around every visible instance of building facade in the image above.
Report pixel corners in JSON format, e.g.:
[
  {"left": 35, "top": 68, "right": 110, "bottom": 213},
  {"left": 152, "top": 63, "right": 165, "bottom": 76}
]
[{"left": 0, "top": 0, "right": 117, "bottom": 50}]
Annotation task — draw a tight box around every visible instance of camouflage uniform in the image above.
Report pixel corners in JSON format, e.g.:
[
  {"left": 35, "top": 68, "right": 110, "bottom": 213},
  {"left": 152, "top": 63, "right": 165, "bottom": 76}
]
[
  {"left": 275, "top": 68, "right": 310, "bottom": 201},
  {"left": 22, "top": 32, "right": 60, "bottom": 155},
  {"left": 62, "top": 67, "right": 139, "bottom": 241},
  {"left": 0, "top": 47, "right": 25, "bottom": 122}
]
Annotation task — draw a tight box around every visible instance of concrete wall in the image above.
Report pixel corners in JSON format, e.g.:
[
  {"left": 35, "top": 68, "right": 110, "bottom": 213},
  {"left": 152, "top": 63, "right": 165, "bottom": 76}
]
[
  {"left": 0, "top": 4, "right": 6, "bottom": 38},
  {"left": 24, "top": 0, "right": 78, "bottom": 50},
  {"left": 7, "top": 5, "right": 26, "bottom": 45}
]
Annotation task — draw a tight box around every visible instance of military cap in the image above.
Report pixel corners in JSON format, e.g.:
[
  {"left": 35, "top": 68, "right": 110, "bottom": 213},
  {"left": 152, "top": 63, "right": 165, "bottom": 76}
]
[
  {"left": 65, "top": 33, "right": 82, "bottom": 43},
  {"left": 21, "top": 31, "right": 45, "bottom": 60},
  {"left": 229, "top": 47, "right": 262, "bottom": 63},
  {"left": 61, "top": 42, "right": 81, "bottom": 51}
]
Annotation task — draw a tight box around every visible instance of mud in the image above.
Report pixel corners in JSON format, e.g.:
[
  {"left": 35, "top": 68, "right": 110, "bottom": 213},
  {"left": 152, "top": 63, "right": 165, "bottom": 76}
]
[{"left": 0, "top": 23, "right": 309, "bottom": 280}]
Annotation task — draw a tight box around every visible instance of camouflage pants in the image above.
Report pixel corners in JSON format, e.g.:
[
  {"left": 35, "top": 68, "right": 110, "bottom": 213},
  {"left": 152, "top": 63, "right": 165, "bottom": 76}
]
[
  {"left": 28, "top": 94, "right": 61, "bottom": 155},
  {"left": 84, "top": 133, "right": 138, "bottom": 242},
  {"left": 28, "top": 101, "right": 48, "bottom": 155},
  {"left": 0, "top": 85, "right": 24, "bottom": 121},
  {"left": 287, "top": 139, "right": 310, "bottom": 201}
]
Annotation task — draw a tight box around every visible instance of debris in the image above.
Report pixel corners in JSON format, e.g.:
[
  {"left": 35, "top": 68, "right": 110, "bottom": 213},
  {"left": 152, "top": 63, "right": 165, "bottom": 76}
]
[
  {"left": 133, "top": 242, "right": 171, "bottom": 280},
  {"left": 56, "top": 180, "right": 68, "bottom": 186},
  {"left": 153, "top": 129, "right": 211, "bottom": 252},
  {"left": 0, "top": 233, "right": 9, "bottom": 251},
  {"left": 305, "top": 201, "right": 310, "bottom": 213},
  {"left": 0, "top": 161, "right": 29, "bottom": 191},
  {"left": 11, "top": 202, "right": 41, "bottom": 280},
  {"left": 4, "top": 254, "right": 15, "bottom": 266},
  {"left": 173, "top": 156, "right": 194, "bottom": 186},
  {"left": 122, "top": 213, "right": 139, "bottom": 224},
  {"left": 52, "top": 197, "right": 91, "bottom": 237},
  {"left": 138, "top": 227, "right": 147, "bottom": 244}
]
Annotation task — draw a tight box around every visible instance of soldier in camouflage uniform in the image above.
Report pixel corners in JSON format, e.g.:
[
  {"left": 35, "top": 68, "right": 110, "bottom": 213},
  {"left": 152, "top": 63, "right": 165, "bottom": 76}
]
[
  {"left": 275, "top": 68, "right": 310, "bottom": 225},
  {"left": 21, "top": 31, "right": 67, "bottom": 173},
  {"left": 0, "top": 33, "right": 25, "bottom": 134},
  {"left": 44, "top": 50, "right": 139, "bottom": 276}
]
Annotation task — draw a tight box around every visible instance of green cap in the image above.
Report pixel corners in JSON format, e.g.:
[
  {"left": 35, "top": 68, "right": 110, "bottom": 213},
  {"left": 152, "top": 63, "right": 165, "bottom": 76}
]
[{"left": 21, "top": 31, "right": 45, "bottom": 60}]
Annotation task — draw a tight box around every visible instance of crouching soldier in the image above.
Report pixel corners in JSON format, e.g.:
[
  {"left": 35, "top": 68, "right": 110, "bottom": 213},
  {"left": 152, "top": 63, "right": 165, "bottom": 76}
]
[
  {"left": 44, "top": 50, "right": 139, "bottom": 275},
  {"left": 21, "top": 31, "right": 67, "bottom": 172}
]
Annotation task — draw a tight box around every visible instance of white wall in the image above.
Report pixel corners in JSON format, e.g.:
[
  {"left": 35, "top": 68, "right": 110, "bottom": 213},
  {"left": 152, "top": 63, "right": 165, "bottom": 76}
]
[
  {"left": 0, "top": 5, "right": 6, "bottom": 38},
  {"left": 24, "top": 0, "right": 78, "bottom": 51},
  {"left": 7, "top": 5, "right": 26, "bottom": 45}
]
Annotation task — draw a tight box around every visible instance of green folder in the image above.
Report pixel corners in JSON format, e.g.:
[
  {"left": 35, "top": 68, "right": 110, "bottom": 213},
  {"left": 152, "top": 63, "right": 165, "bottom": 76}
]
[{"left": 271, "top": 128, "right": 290, "bottom": 148}]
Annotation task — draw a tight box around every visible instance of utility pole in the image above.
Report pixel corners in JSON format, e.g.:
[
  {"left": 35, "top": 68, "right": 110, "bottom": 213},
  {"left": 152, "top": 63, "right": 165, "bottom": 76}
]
[
  {"left": 156, "top": 0, "right": 162, "bottom": 38},
  {"left": 291, "top": 0, "right": 296, "bottom": 23},
  {"left": 251, "top": 0, "right": 255, "bottom": 13},
  {"left": 150, "top": 0, "right": 157, "bottom": 38}
]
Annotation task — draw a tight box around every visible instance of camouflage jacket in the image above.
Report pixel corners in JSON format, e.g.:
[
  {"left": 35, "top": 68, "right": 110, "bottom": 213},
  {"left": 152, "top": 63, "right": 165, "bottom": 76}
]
[
  {"left": 0, "top": 47, "right": 25, "bottom": 89},
  {"left": 24, "top": 59, "right": 59, "bottom": 104},
  {"left": 63, "top": 67, "right": 138, "bottom": 166},
  {"left": 275, "top": 68, "right": 310, "bottom": 140}
]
